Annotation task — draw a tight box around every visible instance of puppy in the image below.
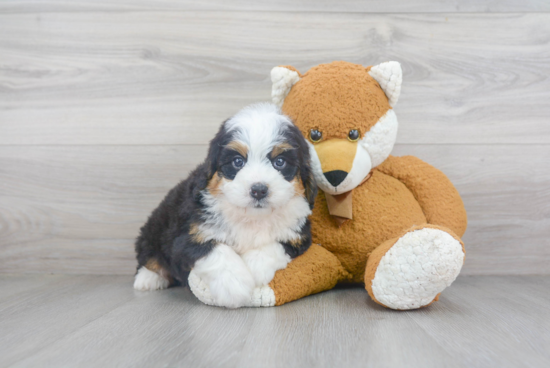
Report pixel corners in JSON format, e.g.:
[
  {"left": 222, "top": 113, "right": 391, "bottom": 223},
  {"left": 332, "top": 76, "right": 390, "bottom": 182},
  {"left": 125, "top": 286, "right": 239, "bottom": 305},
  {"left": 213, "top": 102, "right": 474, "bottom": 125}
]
[{"left": 134, "top": 103, "right": 317, "bottom": 308}]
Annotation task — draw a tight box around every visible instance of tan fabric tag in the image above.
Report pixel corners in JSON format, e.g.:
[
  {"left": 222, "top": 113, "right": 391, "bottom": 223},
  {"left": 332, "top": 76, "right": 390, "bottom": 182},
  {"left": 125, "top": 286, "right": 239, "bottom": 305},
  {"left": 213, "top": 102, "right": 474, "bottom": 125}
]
[
  {"left": 325, "top": 191, "right": 353, "bottom": 219},
  {"left": 323, "top": 172, "right": 372, "bottom": 227}
]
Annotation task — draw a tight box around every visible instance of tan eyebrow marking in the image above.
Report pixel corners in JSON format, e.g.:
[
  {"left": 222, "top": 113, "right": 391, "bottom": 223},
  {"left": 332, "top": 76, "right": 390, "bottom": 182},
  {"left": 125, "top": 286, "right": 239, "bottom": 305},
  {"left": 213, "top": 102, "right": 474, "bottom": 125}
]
[
  {"left": 271, "top": 142, "right": 294, "bottom": 158},
  {"left": 225, "top": 141, "right": 248, "bottom": 157}
]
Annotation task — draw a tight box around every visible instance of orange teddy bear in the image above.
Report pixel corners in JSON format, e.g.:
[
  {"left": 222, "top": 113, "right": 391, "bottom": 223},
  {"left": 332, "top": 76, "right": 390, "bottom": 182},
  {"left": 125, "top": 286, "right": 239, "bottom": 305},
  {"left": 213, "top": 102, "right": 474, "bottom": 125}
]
[{"left": 191, "top": 61, "right": 467, "bottom": 310}]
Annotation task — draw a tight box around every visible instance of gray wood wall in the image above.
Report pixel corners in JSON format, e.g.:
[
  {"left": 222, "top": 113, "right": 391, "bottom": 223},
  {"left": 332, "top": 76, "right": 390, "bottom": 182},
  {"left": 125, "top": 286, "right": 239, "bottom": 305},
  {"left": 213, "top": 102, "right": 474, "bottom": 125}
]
[{"left": 1, "top": 1, "right": 549, "bottom": 275}]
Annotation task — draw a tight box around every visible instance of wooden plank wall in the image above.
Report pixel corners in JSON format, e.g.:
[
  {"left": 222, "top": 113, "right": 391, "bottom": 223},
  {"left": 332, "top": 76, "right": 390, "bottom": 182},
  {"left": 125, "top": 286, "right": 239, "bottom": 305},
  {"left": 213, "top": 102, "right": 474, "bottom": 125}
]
[{"left": 1, "top": 1, "right": 549, "bottom": 275}]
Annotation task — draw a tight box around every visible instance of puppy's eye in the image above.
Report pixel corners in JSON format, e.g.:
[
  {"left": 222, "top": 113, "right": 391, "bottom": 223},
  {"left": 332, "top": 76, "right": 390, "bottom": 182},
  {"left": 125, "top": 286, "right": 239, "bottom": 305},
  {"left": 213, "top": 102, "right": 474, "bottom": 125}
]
[
  {"left": 309, "top": 129, "right": 322, "bottom": 143},
  {"left": 348, "top": 129, "right": 360, "bottom": 142},
  {"left": 232, "top": 156, "right": 245, "bottom": 169},
  {"left": 273, "top": 157, "right": 286, "bottom": 169}
]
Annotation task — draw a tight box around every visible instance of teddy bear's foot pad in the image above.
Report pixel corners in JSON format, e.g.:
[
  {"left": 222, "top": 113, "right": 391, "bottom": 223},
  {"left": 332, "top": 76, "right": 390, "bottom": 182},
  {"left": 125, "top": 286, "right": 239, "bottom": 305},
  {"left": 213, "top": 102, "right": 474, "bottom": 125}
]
[
  {"left": 371, "top": 227, "right": 464, "bottom": 310},
  {"left": 188, "top": 271, "right": 276, "bottom": 308}
]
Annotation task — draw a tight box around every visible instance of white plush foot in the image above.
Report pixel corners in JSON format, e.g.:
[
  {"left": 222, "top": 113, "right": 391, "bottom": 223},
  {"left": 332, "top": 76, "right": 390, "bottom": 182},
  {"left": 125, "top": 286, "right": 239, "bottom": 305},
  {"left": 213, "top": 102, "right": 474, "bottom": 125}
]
[
  {"left": 133, "top": 267, "right": 170, "bottom": 291},
  {"left": 241, "top": 243, "right": 291, "bottom": 287},
  {"left": 371, "top": 228, "right": 464, "bottom": 310},
  {"left": 188, "top": 271, "right": 276, "bottom": 308}
]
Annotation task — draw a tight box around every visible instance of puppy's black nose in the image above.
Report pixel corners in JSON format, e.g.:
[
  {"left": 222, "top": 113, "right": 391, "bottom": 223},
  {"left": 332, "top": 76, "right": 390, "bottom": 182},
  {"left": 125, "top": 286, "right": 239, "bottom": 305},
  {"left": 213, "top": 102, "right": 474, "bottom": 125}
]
[
  {"left": 250, "top": 183, "right": 269, "bottom": 200},
  {"left": 324, "top": 170, "right": 348, "bottom": 187}
]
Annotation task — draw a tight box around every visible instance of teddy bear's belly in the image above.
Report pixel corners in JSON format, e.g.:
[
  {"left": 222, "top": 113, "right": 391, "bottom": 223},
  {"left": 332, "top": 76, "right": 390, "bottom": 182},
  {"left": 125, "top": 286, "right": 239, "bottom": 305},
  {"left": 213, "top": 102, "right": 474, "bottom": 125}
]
[{"left": 310, "top": 171, "right": 427, "bottom": 282}]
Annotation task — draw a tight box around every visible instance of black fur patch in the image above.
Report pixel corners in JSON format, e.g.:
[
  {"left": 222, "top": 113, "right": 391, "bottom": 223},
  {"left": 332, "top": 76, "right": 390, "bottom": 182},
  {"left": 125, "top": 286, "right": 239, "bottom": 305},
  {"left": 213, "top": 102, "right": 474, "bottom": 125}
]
[
  {"left": 269, "top": 148, "right": 299, "bottom": 181},
  {"left": 280, "top": 219, "right": 312, "bottom": 258},
  {"left": 218, "top": 148, "right": 246, "bottom": 180},
  {"left": 282, "top": 124, "right": 318, "bottom": 209}
]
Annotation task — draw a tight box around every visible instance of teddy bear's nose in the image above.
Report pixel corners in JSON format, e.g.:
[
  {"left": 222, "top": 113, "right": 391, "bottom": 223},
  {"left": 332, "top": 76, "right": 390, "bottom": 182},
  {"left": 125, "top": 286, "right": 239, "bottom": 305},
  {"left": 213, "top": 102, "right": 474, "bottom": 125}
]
[{"left": 324, "top": 170, "right": 348, "bottom": 187}]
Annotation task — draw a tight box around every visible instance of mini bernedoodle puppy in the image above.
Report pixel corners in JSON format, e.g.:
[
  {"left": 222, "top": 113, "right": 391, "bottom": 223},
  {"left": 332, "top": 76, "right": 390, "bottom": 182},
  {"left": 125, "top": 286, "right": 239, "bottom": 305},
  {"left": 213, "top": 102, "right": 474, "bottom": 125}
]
[{"left": 134, "top": 103, "right": 317, "bottom": 308}]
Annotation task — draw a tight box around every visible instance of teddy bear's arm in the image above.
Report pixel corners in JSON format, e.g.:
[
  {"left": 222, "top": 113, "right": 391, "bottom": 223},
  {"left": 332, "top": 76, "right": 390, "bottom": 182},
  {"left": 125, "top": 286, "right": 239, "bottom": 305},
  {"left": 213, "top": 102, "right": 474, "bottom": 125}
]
[
  {"left": 376, "top": 155, "right": 467, "bottom": 237},
  {"left": 268, "top": 244, "right": 349, "bottom": 306}
]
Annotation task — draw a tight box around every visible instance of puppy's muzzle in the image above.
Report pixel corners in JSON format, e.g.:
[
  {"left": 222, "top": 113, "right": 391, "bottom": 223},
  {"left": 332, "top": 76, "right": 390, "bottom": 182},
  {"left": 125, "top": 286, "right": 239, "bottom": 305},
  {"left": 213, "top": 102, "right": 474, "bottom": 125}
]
[{"left": 250, "top": 183, "right": 269, "bottom": 200}]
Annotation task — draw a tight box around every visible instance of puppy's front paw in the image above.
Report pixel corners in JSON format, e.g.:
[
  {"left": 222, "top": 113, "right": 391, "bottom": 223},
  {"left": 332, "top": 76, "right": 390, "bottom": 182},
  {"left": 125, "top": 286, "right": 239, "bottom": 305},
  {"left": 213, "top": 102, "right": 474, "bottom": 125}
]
[
  {"left": 250, "top": 285, "right": 276, "bottom": 307},
  {"left": 189, "top": 271, "right": 275, "bottom": 308},
  {"left": 190, "top": 243, "right": 260, "bottom": 308},
  {"left": 242, "top": 243, "right": 291, "bottom": 287},
  {"left": 189, "top": 269, "right": 254, "bottom": 308},
  {"left": 209, "top": 269, "right": 255, "bottom": 309},
  {"left": 188, "top": 271, "right": 215, "bottom": 306},
  {"left": 134, "top": 267, "right": 170, "bottom": 291}
]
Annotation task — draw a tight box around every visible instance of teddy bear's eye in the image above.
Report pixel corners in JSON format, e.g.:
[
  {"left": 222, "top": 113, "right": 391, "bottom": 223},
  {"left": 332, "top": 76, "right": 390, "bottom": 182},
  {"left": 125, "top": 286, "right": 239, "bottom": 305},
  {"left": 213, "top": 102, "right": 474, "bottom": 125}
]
[
  {"left": 348, "top": 129, "right": 360, "bottom": 142},
  {"left": 309, "top": 129, "right": 322, "bottom": 143}
]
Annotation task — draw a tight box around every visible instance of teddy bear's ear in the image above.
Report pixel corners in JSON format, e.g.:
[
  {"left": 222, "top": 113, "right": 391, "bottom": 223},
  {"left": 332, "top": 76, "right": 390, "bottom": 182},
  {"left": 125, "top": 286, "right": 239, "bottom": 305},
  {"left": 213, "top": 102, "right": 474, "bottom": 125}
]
[
  {"left": 271, "top": 66, "right": 301, "bottom": 108},
  {"left": 368, "top": 61, "right": 402, "bottom": 107}
]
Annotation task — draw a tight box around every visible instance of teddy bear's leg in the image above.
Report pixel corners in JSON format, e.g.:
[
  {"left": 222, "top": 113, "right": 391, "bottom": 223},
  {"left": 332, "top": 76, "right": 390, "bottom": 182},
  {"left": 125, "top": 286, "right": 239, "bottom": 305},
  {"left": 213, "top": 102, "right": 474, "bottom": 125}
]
[
  {"left": 364, "top": 224, "right": 465, "bottom": 310},
  {"left": 268, "top": 244, "right": 349, "bottom": 306},
  {"left": 189, "top": 244, "right": 348, "bottom": 308}
]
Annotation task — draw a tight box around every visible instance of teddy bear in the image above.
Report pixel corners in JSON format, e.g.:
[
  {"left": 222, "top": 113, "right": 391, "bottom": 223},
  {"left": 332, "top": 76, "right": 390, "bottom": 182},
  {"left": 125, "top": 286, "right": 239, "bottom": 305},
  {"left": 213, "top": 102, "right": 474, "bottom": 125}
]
[{"left": 189, "top": 61, "right": 467, "bottom": 310}]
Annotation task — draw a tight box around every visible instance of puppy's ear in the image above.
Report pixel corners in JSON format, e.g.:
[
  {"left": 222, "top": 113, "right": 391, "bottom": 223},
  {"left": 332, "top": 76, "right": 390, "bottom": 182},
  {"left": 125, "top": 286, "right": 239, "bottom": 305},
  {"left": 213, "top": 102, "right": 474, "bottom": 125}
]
[
  {"left": 302, "top": 164, "right": 318, "bottom": 210},
  {"left": 192, "top": 120, "right": 228, "bottom": 200},
  {"left": 287, "top": 123, "right": 318, "bottom": 209},
  {"left": 205, "top": 122, "right": 226, "bottom": 177}
]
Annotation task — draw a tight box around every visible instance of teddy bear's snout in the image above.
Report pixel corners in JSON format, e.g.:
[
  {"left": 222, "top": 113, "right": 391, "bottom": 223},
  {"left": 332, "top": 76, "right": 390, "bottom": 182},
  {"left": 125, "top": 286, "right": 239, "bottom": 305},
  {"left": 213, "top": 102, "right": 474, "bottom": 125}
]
[{"left": 324, "top": 170, "right": 348, "bottom": 187}]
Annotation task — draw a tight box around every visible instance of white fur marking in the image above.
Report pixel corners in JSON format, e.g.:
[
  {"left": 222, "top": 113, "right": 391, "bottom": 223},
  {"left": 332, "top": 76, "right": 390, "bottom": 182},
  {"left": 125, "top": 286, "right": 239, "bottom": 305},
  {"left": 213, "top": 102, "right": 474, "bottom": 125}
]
[
  {"left": 242, "top": 242, "right": 291, "bottom": 287},
  {"left": 133, "top": 267, "right": 170, "bottom": 291},
  {"left": 271, "top": 67, "right": 300, "bottom": 107},
  {"left": 192, "top": 244, "right": 255, "bottom": 309},
  {"left": 371, "top": 228, "right": 464, "bottom": 310}
]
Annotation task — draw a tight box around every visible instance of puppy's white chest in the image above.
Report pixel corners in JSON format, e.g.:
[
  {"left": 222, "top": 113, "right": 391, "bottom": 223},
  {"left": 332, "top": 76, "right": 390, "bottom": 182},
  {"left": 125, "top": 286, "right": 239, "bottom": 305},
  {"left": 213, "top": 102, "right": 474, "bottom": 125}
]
[
  {"left": 199, "top": 213, "right": 295, "bottom": 255},
  {"left": 200, "top": 189, "right": 311, "bottom": 254},
  {"left": 211, "top": 216, "right": 280, "bottom": 254},
  {"left": 228, "top": 224, "right": 276, "bottom": 255}
]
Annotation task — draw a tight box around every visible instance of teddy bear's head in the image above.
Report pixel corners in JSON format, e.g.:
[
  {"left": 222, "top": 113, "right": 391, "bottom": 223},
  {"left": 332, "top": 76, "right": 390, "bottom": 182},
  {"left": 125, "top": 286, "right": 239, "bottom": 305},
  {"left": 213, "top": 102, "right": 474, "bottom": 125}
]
[{"left": 271, "top": 61, "right": 402, "bottom": 195}]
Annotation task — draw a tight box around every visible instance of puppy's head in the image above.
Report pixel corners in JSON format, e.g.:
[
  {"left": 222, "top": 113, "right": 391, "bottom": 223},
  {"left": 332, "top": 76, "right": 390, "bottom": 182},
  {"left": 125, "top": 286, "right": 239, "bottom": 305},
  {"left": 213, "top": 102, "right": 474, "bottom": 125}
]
[{"left": 203, "top": 103, "right": 316, "bottom": 216}]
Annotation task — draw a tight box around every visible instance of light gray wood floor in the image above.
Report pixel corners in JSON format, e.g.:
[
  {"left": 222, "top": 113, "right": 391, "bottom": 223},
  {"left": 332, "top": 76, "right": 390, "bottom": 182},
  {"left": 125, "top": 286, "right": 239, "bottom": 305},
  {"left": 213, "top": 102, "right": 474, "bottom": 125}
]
[{"left": 1, "top": 274, "right": 549, "bottom": 368}]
